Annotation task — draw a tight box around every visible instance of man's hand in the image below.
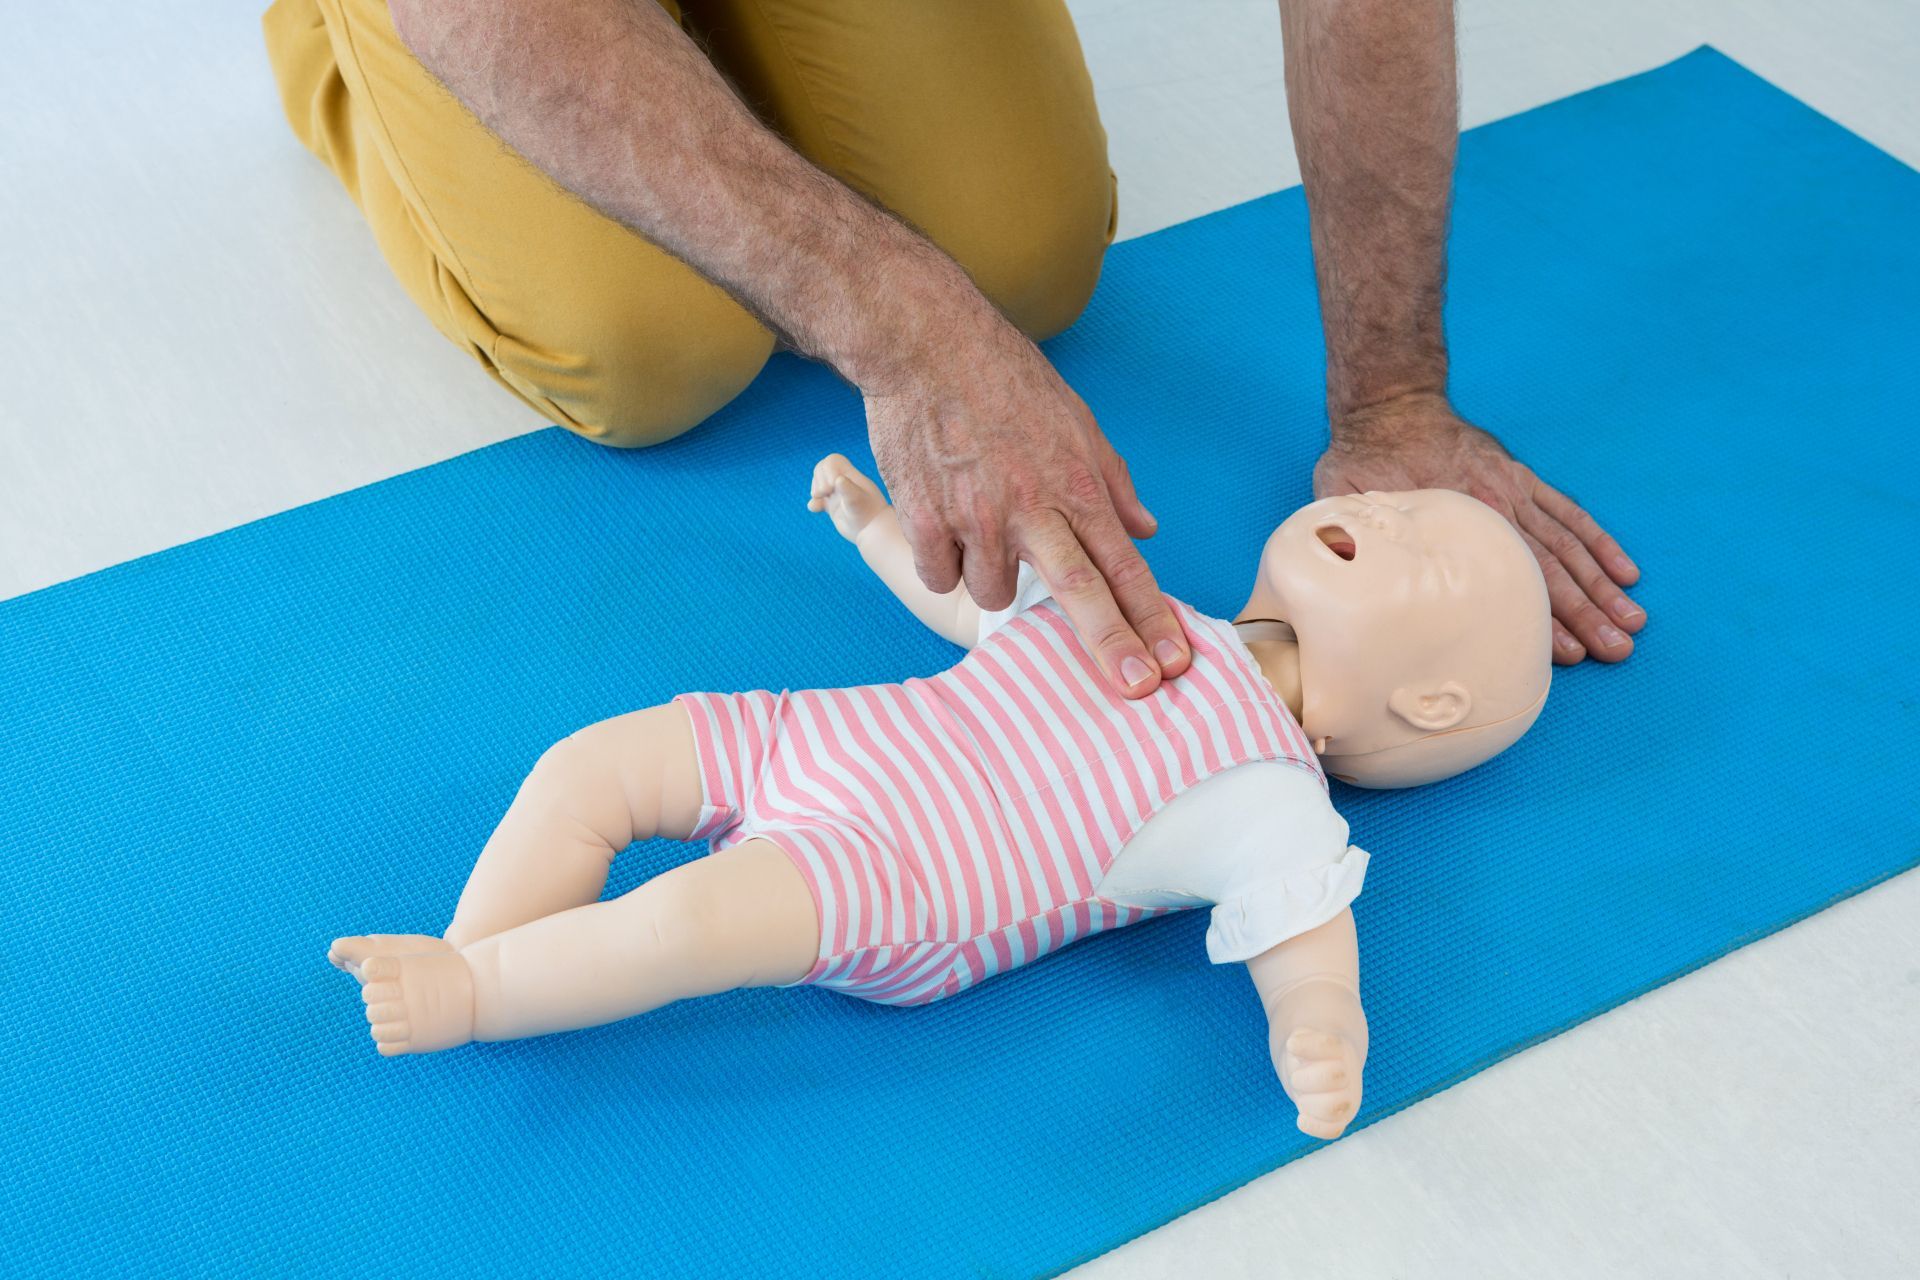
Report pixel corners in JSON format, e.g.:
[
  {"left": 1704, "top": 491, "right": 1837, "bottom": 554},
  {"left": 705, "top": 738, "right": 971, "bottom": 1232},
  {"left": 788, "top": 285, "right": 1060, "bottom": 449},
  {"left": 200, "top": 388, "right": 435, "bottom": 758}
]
[
  {"left": 389, "top": 0, "right": 1186, "bottom": 697},
  {"left": 1277, "top": 1, "right": 1644, "bottom": 662},
  {"left": 864, "top": 318, "right": 1191, "bottom": 697},
  {"left": 1314, "top": 394, "right": 1644, "bottom": 664}
]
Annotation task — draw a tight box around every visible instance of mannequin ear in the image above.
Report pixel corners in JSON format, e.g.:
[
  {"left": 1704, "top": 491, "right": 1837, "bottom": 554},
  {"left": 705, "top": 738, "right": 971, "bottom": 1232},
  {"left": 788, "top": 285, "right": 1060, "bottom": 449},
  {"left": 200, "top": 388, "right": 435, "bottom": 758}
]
[{"left": 1388, "top": 682, "right": 1472, "bottom": 732}]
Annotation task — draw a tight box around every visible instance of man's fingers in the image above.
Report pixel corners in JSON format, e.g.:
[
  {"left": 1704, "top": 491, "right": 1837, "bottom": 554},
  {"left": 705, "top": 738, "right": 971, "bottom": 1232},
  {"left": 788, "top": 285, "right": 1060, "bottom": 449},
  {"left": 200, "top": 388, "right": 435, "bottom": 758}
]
[
  {"left": 959, "top": 528, "right": 1019, "bottom": 612},
  {"left": 899, "top": 508, "right": 963, "bottom": 595},
  {"left": 1072, "top": 506, "right": 1191, "bottom": 684},
  {"left": 1021, "top": 513, "right": 1163, "bottom": 697},
  {"left": 1517, "top": 502, "right": 1644, "bottom": 642},
  {"left": 1098, "top": 444, "right": 1158, "bottom": 540},
  {"left": 1517, "top": 525, "right": 1633, "bottom": 665},
  {"left": 1532, "top": 478, "right": 1639, "bottom": 587}
]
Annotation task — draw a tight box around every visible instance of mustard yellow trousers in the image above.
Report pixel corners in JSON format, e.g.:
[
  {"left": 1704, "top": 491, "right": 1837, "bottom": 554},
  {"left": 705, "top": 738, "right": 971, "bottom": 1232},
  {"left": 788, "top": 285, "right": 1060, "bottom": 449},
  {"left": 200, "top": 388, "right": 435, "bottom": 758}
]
[{"left": 263, "top": 0, "right": 1117, "bottom": 446}]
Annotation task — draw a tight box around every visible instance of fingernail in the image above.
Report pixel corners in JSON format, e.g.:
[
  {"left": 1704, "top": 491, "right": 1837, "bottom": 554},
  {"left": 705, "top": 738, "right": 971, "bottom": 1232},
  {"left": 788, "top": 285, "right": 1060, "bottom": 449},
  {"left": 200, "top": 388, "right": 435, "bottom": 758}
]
[
  {"left": 1121, "top": 656, "right": 1153, "bottom": 688},
  {"left": 1154, "top": 639, "right": 1183, "bottom": 667},
  {"left": 1611, "top": 554, "right": 1637, "bottom": 577},
  {"left": 1556, "top": 632, "right": 1583, "bottom": 655},
  {"left": 1598, "top": 624, "right": 1628, "bottom": 648},
  {"left": 1609, "top": 597, "right": 1644, "bottom": 624}
]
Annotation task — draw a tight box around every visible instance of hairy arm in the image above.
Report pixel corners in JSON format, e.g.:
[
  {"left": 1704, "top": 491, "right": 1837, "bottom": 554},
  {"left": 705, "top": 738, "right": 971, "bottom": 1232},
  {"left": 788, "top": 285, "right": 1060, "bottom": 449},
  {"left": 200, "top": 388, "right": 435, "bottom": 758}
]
[
  {"left": 1279, "top": 0, "right": 1645, "bottom": 665},
  {"left": 388, "top": 0, "right": 1190, "bottom": 693},
  {"left": 1279, "top": 0, "right": 1455, "bottom": 421},
  {"left": 388, "top": 0, "right": 964, "bottom": 388}
]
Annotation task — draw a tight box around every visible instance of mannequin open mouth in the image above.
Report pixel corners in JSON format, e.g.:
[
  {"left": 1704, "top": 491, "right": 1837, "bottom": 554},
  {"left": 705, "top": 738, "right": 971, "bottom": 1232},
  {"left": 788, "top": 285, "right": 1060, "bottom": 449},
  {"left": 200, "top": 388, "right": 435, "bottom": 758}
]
[{"left": 1315, "top": 524, "right": 1357, "bottom": 560}]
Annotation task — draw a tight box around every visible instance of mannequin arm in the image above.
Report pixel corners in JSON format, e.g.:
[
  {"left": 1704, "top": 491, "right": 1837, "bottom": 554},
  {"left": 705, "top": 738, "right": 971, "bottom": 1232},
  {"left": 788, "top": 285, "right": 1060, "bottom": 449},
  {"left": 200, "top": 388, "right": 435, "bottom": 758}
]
[
  {"left": 851, "top": 509, "right": 982, "bottom": 648},
  {"left": 810, "top": 454, "right": 982, "bottom": 648},
  {"left": 1246, "top": 908, "right": 1369, "bottom": 1139}
]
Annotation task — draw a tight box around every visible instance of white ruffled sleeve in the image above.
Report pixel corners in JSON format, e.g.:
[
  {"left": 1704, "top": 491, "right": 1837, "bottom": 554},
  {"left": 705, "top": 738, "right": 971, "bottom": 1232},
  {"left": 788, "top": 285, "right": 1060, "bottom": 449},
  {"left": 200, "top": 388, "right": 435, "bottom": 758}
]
[{"left": 1204, "top": 843, "right": 1370, "bottom": 964}]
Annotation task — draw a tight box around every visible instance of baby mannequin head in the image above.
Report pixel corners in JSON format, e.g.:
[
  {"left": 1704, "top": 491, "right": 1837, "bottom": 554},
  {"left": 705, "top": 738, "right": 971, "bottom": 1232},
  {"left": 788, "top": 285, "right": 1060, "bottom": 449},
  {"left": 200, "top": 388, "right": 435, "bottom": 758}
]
[{"left": 1245, "top": 490, "right": 1552, "bottom": 788}]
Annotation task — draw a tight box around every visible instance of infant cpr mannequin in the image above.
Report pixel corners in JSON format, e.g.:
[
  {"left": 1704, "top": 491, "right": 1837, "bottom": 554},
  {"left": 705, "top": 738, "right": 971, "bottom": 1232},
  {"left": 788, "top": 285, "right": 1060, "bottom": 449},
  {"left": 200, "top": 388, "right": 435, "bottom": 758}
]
[{"left": 328, "top": 455, "right": 1550, "bottom": 1141}]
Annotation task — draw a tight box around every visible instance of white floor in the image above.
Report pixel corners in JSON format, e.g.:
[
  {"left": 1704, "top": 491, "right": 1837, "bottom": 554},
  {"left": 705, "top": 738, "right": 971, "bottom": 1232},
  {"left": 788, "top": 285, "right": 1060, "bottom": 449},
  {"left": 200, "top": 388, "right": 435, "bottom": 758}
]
[{"left": 4, "top": 2, "right": 1916, "bottom": 1276}]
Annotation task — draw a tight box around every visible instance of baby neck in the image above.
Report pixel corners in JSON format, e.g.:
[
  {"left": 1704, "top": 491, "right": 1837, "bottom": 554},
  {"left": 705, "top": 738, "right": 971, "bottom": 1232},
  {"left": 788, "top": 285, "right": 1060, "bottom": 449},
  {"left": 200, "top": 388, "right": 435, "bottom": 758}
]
[
  {"left": 1236, "top": 625, "right": 1305, "bottom": 723},
  {"left": 1238, "top": 580, "right": 1305, "bottom": 722}
]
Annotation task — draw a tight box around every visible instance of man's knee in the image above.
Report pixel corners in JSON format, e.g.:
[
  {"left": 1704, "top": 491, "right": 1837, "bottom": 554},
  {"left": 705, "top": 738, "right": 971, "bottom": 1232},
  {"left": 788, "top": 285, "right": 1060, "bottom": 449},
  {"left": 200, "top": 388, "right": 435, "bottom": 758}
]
[
  {"left": 949, "top": 168, "right": 1117, "bottom": 342},
  {"left": 493, "top": 301, "right": 775, "bottom": 449}
]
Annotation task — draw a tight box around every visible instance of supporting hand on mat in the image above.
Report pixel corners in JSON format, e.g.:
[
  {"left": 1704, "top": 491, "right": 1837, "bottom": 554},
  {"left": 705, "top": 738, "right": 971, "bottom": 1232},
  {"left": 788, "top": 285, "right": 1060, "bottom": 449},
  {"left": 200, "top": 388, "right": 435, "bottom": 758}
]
[
  {"left": 1277, "top": 0, "right": 1639, "bottom": 662},
  {"left": 863, "top": 319, "right": 1191, "bottom": 697},
  {"left": 1314, "top": 393, "right": 1645, "bottom": 664}
]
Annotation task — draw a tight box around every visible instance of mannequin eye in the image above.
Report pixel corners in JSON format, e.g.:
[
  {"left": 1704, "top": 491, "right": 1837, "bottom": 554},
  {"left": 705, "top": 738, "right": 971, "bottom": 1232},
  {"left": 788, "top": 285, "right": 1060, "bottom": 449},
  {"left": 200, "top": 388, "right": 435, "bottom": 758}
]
[{"left": 1315, "top": 525, "right": 1357, "bottom": 560}]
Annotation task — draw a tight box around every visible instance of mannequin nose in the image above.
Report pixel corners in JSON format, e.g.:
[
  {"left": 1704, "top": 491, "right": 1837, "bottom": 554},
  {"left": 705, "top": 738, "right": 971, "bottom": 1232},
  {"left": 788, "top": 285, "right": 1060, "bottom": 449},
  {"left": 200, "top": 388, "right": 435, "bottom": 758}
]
[{"left": 1359, "top": 504, "right": 1409, "bottom": 537}]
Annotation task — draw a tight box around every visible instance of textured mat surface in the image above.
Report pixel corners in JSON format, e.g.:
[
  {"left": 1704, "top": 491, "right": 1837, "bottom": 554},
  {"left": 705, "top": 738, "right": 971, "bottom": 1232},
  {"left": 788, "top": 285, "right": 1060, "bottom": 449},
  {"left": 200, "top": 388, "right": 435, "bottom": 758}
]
[{"left": 2, "top": 48, "right": 1916, "bottom": 1278}]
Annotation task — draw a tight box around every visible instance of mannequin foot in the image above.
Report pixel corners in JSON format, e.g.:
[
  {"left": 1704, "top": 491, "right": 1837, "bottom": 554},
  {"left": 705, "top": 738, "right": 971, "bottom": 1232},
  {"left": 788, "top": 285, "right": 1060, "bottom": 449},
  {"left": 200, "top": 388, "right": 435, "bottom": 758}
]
[
  {"left": 346, "top": 950, "right": 475, "bottom": 1056},
  {"left": 328, "top": 933, "right": 452, "bottom": 977},
  {"left": 1274, "top": 1025, "right": 1366, "bottom": 1140}
]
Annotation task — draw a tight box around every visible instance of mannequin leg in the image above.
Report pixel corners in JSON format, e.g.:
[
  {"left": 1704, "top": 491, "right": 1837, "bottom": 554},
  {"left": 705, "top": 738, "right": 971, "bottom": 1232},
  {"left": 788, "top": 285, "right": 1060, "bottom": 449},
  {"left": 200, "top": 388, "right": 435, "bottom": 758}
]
[
  {"left": 329, "top": 703, "right": 707, "bottom": 975},
  {"left": 447, "top": 703, "right": 707, "bottom": 945},
  {"left": 349, "top": 837, "right": 818, "bottom": 1056}
]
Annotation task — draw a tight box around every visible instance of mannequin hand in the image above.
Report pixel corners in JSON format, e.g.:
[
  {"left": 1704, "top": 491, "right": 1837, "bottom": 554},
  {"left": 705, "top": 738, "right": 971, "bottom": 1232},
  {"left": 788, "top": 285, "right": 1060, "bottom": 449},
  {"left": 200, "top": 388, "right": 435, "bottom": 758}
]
[
  {"left": 1260, "top": 969, "right": 1368, "bottom": 1140},
  {"left": 862, "top": 319, "right": 1190, "bottom": 697},
  {"left": 1275, "top": 1025, "right": 1366, "bottom": 1141},
  {"left": 807, "top": 453, "right": 890, "bottom": 542},
  {"left": 1315, "top": 393, "right": 1644, "bottom": 665}
]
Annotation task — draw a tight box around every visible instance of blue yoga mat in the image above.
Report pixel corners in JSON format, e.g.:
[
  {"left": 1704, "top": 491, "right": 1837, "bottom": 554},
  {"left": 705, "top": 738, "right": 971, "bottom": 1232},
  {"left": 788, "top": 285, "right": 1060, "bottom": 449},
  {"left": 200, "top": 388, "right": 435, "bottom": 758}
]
[{"left": 3, "top": 48, "right": 1916, "bottom": 1278}]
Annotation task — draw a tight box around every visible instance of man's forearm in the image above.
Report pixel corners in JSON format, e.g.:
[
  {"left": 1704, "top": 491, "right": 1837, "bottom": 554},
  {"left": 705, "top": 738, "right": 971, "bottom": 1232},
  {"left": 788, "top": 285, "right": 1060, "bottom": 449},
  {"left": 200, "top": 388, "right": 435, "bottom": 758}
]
[
  {"left": 1279, "top": 0, "right": 1458, "bottom": 426},
  {"left": 387, "top": 0, "right": 989, "bottom": 392}
]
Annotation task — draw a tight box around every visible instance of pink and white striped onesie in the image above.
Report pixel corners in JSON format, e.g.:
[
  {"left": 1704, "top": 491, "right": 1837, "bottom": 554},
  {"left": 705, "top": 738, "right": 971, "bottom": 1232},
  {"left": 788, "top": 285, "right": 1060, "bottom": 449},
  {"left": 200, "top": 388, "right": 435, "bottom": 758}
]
[{"left": 675, "top": 596, "right": 1340, "bottom": 1007}]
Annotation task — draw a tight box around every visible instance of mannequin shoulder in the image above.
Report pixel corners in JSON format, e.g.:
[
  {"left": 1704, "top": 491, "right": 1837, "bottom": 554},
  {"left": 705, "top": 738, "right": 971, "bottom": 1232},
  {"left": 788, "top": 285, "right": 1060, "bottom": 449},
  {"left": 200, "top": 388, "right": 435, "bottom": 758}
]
[{"left": 1101, "top": 761, "right": 1349, "bottom": 904}]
